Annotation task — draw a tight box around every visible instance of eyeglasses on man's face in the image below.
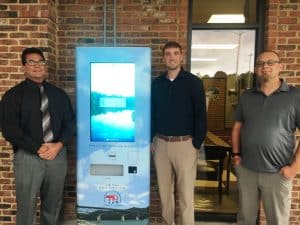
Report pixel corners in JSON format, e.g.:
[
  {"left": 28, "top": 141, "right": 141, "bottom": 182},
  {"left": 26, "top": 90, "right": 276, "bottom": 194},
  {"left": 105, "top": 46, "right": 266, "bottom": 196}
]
[
  {"left": 255, "top": 60, "right": 280, "bottom": 67},
  {"left": 25, "top": 60, "right": 47, "bottom": 66}
]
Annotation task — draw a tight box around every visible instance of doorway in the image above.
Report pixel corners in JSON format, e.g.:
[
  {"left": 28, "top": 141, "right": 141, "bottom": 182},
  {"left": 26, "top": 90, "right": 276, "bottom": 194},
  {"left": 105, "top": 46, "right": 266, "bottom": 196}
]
[
  {"left": 188, "top": 0, "right": 265, "bottom": 221},
  {"left": 191, "top": 29, "right": 255, "bottom": 221}
]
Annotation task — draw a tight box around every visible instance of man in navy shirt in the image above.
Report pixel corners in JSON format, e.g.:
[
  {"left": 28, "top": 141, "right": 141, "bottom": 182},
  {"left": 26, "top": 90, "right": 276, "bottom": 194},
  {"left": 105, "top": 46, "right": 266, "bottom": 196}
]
[
  {"left": 151, "top": 41, "right": 207, "bottom": 225},
  {"left": 1, "top": 47, "right": 74, "bottom": 225}
]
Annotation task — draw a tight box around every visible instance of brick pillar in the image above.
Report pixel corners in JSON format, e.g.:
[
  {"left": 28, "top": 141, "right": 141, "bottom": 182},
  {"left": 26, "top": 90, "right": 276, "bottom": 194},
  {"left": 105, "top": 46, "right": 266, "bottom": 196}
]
[
  {"left": 260, "top": 1, "right": 300, "bottom": 224},
  {"left": 0, "top": 1, "right": 57, "bottom": 224}
]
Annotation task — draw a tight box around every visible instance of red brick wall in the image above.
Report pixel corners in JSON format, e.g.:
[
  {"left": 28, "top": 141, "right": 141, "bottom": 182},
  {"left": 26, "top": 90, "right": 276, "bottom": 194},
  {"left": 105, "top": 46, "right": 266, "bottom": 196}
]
[
  {"left": 1, "top": 0, "right": 300, "bottom": 224},
  {"left": 0, "top": 0, "right": 188, "bottom": 224},
  {"left": 0, "top": 1, "right": 55, "bottom": 224},
  {"left": 260, "top": 0, "right": 300, "bottom": 224}
]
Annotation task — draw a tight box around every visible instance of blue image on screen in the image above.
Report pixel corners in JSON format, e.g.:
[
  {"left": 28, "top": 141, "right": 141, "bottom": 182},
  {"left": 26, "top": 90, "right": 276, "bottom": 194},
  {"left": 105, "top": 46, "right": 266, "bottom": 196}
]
[{"left": 90, "top": 63, "right": 135, "bottom": 142}]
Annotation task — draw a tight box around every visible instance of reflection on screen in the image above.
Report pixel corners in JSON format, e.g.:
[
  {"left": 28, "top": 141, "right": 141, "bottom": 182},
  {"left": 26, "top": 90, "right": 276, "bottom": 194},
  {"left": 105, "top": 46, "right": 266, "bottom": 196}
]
[{"left": 90, "top": 63, "right": 135, "bottom": 142}]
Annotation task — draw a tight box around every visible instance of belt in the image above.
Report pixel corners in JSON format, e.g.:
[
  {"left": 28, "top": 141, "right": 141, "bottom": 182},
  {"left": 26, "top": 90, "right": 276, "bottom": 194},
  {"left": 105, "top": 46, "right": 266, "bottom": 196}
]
[{"left": 156, "top": 133, "right": 192, "bottom": 142}]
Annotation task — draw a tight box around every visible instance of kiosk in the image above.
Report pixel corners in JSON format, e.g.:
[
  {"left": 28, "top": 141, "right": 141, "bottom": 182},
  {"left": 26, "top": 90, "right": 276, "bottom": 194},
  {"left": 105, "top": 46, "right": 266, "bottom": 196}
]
[{"left": 76, "top": 47, "right": 151, "bottom": 224}]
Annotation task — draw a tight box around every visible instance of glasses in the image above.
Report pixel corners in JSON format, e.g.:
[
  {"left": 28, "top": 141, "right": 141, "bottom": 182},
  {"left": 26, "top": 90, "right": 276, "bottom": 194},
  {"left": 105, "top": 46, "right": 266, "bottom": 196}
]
[
  {"left": 25, "top": 60, "right": 47, "bottom": 66},
  {"left": 256, "top": 60, "right": 280, "bottom": 67}
]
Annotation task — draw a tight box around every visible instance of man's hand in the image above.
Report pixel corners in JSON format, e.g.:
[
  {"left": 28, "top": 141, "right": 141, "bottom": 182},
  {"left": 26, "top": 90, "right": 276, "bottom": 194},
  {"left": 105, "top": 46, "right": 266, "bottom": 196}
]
[
  {"left": 280, "top": 165, "right": 297, "bottom": 180},
  {"left": 150, "top": 143, "right": 156, "bottom": 154},
  {"left": 38, "top": 142, "right": 63, "bottom": 160},
  {"left": 232, "top": 155, "right": 242, "bottom": 166}
]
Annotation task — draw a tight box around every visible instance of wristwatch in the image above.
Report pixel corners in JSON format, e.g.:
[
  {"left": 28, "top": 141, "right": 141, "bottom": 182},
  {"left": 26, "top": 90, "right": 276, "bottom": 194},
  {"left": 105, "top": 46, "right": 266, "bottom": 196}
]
[{"left": 231, "top": 152, "right": 241, "bottom": 158}]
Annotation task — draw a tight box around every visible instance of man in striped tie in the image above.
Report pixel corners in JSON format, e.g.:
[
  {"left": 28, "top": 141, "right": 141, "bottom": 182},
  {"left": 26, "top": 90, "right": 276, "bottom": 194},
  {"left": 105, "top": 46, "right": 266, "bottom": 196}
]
[{"left": 1, "top": 47, "right": 75, "bottom": 225}]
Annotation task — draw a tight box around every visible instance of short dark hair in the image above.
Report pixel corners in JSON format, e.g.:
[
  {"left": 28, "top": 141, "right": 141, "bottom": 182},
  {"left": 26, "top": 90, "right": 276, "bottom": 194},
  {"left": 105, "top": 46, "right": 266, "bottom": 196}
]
[
  {"left": 162, "top": 41, "right": 182, "bottom": 55},
  {"left": 21, "top": 47, "right": 45, "bottom": 65}
]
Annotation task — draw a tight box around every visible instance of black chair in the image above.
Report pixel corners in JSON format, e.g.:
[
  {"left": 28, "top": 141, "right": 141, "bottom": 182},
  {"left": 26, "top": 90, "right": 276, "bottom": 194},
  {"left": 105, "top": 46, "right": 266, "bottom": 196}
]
[{"left": 196, "top": 145, "right": 230, "bottom": 199}]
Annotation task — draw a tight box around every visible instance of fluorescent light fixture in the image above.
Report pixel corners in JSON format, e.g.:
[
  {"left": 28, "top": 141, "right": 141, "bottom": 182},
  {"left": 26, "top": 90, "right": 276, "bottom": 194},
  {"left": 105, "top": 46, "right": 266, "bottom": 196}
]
[
  {"left": 192, "top": 44, "right": 238, "bottom": 49},
  {"left": 208, "top": 14, "right": 245, "bottom": 23},
  {"left": 191, "top": 58, "right": 217, "bottom": 62}
]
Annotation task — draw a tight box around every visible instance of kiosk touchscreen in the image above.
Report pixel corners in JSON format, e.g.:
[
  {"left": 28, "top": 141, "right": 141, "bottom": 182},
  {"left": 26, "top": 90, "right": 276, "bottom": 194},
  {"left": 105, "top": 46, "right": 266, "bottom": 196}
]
[{"left": 76, "top": 47, "right": 151, "bottom": 224}]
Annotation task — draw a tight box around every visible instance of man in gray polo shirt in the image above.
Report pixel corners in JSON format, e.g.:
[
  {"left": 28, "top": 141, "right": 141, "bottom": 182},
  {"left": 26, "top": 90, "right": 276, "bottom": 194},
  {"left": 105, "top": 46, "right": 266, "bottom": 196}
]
[{"left": 231, "top": 50, "right": 300, "bottom": 225}]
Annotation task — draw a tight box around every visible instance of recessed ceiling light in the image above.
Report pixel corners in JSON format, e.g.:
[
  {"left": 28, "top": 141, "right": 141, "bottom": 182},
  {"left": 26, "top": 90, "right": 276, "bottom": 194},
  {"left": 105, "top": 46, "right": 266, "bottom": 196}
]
[{"left": 208, "top": 14, "right": 245, "bottom": 23}]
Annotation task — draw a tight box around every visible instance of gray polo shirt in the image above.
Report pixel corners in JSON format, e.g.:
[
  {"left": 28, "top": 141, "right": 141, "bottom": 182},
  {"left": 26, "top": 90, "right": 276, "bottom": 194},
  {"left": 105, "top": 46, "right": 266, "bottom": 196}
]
[{"left": 235, "top": 81, "right": 300, "bottom": 172}]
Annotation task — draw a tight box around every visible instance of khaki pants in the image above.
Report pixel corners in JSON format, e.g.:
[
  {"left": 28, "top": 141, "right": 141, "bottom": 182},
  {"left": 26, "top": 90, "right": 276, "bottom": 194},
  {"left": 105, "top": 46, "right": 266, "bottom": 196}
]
[{"left": 153, "top": 136, "right": 197, "bottom": 225}]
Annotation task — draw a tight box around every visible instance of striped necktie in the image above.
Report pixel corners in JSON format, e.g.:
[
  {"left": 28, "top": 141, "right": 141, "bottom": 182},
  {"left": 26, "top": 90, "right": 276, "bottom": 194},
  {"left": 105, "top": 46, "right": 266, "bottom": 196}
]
[{"left": 40, "top": 85, "right": 54, "bottom": 142}]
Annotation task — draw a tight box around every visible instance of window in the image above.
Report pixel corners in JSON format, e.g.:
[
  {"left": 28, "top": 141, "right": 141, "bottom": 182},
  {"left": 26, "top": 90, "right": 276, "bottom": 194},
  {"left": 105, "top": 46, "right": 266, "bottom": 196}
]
[{"left": 189, "top": 0, "right": 265, "bottom": 222}]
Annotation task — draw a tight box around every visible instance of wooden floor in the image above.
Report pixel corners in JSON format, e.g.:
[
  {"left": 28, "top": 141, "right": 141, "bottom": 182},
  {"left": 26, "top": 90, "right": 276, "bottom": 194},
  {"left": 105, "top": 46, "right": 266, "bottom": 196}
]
[
  {"left": 194, "top": 154, "right": 238, "bottom": 222},
  {"left": 194, "top": 174, "right": 238, "bottom": 214}
]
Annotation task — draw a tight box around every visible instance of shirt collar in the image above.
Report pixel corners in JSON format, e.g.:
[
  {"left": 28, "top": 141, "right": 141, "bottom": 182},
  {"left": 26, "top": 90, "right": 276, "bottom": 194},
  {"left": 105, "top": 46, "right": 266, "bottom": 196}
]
[
  {"left": 25, "top": 78, "right": 47, "bottom": 87},
  {"left": 253, "top": 79, "right": 290, "bottom": 93},
  {"left": 162, "top": 67, "right": 185, "bottom": 81}
]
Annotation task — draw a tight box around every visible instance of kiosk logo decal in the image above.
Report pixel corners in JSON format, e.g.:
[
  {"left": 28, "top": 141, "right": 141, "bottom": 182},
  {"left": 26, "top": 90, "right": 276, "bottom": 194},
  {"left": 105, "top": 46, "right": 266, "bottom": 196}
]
[{"left": 104, "top": 191, "right": 121, "bottom": 205}]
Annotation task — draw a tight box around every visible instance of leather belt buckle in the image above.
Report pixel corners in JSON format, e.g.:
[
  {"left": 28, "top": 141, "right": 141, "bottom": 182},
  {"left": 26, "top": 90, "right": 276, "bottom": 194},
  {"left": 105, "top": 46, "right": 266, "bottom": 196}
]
[{"left": 156, "top": 133, "right": 191, "bottom": 142}]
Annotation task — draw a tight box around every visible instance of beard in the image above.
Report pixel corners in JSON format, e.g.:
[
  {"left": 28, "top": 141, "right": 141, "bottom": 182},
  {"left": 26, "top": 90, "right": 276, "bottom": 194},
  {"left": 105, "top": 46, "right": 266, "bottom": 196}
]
[
  {"left": 258, "top": 75, "right": 270, "bottom": 83},
  {"left": 258, "top": 73, "right": 276, "bottom": 84}
]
